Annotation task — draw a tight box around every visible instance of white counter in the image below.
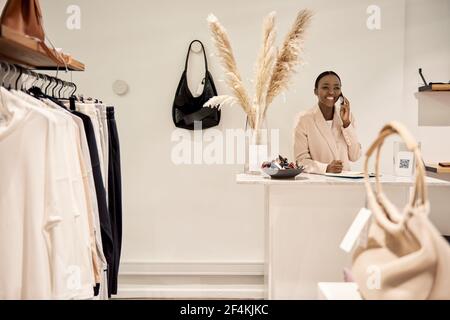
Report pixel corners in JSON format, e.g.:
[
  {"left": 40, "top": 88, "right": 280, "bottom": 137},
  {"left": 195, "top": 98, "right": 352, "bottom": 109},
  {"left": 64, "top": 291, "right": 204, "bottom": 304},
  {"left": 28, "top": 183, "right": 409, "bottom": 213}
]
[
  {"left": 237, "top": 172, "right": 450, "bottom": 186},
  {"left": 236, "top": 173, "right": 450, "bottom": 300}
]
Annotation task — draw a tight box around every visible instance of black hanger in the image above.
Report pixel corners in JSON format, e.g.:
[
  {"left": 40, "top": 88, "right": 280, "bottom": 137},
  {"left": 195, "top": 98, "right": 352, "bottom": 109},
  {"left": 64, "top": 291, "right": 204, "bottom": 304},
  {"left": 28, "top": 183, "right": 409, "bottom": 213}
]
[
  {"left": 28, "top": 72, "right": 46, "bottom": 98},
  {"left": 28, "top": 85, "right": 45, "bottom": 98},
  {"left": 45, "top": 76, "right": 58, "bottom": 97},
  {"left": 69, "top": 83, "right": 78, "bottom": 111},
  {"left": 55, "top": 79, "right": 64, "bottom": 99},
  {"left": 14, "top": 66, "right": 23, "bottom": 90},
  {"left": 29, "top": 75, "right": 55, "bottom": 100},
  {"left": 51, "top": 78, "right": 57, "bottom": 98},
  {"left": 51, "top": 77, "right": 59, "bottom": 98},
  {"left": 58, "top": 80, "right": 67, "bottom": 99}
]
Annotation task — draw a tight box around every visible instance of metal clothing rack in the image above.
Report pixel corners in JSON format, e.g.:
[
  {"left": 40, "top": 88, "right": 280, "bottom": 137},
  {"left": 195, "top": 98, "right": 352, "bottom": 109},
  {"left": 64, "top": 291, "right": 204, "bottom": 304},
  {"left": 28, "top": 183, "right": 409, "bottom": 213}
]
[{"left": 0, "top": 60, "right": 78, "bottom": 98}]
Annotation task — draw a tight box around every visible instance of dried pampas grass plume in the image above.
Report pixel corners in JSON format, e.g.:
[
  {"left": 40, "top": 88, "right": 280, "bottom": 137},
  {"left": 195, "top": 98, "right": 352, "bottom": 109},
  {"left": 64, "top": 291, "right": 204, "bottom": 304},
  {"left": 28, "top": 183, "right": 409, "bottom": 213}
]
[
  {"left": 205, "top": 10, "right": 313, "bottom": 130},
  {"left": 204, "top": 95, "right": 238, "bottom": 109},
  {"left": 265, "top": 9, "right": 313, "bottom": 111},
  {"left": 207, "top": 14, "right": 254, "bottom": 128},
  {"left": 254, "top": 11, "right": 277, "bottom": 128}
]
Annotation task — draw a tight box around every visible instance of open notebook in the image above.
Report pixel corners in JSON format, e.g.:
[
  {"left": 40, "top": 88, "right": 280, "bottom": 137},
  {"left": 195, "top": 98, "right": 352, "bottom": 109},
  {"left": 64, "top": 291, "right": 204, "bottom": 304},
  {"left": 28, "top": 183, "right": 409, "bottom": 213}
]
[{"left": 324, "top": 171, "right": 377, "bottom": 179}]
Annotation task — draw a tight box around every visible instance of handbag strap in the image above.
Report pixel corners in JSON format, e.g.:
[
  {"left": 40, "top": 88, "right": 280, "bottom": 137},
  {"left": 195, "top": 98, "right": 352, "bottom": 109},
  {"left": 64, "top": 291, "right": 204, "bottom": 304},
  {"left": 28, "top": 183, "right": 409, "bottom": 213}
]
[
  {"left": 364, "top": 121, "right": 428, "bottom": 233},
  {"left": 184, "top": 40, "right": 208, "bottom": 72}
]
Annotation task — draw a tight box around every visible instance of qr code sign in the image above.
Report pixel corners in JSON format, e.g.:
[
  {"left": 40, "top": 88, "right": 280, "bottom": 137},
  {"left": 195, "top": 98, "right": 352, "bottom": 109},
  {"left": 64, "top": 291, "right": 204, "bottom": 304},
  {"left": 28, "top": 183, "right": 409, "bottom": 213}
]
[{"left": 400, "top": 159, "right": 410, "bottom": 169}]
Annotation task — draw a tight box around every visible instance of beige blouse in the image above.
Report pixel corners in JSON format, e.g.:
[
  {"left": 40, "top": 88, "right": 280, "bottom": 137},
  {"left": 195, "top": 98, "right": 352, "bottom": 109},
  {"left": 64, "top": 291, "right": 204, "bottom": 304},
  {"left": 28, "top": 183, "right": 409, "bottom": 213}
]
[{"left": 293, "top": 105, "right": 362, "bottom": 174}]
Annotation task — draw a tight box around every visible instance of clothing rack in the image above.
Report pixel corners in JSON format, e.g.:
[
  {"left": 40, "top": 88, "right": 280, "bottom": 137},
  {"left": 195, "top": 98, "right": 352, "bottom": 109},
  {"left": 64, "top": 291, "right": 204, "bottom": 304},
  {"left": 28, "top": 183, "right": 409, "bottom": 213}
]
[
  {"left": 0, "top": 57, "right": 122, "bottom": 300},
  {"left": 1, "top": 5, "right": 122, "bottom": 298},
  {"left": 0, "top": 60, "right": 78, "bottom": 99}
]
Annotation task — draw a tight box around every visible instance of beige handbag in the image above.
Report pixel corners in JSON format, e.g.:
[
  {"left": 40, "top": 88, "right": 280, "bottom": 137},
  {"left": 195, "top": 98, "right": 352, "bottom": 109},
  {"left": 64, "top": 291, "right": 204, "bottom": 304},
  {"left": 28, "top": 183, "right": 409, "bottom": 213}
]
[
  {"left": 1, "top": 0, "right": 69, "bottom": 66},
  {"left": 0, "top": 0, "right": 45, "bottom": 41},
  {"left": 352, "top": 121, "right": 450, "bottom": 300}
]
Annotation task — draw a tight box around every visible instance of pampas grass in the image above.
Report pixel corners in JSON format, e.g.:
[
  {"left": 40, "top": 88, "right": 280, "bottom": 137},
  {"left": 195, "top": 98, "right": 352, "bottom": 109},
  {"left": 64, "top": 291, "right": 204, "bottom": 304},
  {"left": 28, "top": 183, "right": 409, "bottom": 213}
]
[
  {"left": 265, "top": 9, "right": 313, "bottom": 112},
  {"left": 206, "top": 95, "right": 238, "bottom": 109},
  {"left": 204, "top": 10, "right": 313, "bottom": 130},
  {"left": 206, "top": 13, "right": 254, "bottom": 128},
  {"left": 254, "top": 11, "right": 277, "bottom": 131}
]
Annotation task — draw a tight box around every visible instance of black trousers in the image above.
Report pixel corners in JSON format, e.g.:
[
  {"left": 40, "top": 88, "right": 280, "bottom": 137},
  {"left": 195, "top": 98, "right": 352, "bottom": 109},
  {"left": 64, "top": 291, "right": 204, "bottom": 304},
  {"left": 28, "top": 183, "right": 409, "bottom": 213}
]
[{"left": 107, "top": 107, "right": 122, "bottom": 296}]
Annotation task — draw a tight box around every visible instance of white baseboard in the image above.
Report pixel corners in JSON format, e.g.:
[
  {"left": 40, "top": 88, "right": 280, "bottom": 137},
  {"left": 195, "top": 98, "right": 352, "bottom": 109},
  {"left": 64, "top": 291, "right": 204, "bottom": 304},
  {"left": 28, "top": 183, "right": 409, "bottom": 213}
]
[
  {"left": 116, "top": 261, "right": 265, "bottom": 300},
  {"left": 117, "top": 284, "right": 265, "bottom": 300}
]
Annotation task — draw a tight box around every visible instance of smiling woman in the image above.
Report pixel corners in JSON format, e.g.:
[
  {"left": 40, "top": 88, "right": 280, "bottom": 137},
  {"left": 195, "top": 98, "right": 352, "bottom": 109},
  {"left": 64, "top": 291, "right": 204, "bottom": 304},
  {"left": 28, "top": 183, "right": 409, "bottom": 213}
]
[{"left": 293, "top": 71, "right": 362, "bottom": 174}]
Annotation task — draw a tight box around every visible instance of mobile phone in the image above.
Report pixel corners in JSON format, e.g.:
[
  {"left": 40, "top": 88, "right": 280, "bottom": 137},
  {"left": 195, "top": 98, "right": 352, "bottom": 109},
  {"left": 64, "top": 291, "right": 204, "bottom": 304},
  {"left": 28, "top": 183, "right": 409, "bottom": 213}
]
[{"left": 338, "top": 94, "right": 345, "bottom": 105}]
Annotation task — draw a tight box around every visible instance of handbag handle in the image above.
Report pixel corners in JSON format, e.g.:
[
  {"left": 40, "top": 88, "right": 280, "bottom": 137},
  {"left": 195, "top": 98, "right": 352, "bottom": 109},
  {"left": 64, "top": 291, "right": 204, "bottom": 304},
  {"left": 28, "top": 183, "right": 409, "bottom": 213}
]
[
  {"left": 184, "top": 40, "right": 208, "bottom": 72},
  {"left": 364, "top": 121, "right": 428, "bottom": 233}
]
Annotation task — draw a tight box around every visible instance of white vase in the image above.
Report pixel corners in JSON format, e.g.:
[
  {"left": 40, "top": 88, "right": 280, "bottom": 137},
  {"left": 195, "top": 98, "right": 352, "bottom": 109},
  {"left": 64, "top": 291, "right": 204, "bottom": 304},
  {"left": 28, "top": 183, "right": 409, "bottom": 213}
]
[{"left": 244, "top": 116, "right": 270, "bottom": 175}]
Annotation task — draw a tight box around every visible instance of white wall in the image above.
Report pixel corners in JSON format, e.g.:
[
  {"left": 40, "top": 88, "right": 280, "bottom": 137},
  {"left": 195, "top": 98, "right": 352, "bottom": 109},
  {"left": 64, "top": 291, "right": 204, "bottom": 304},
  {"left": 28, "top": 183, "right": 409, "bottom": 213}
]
[
  {"left": 403, "top": 0, "right": 450, "bottom": 163},
  {"left": 1, "top": 0, "right": 448, "bottom": 297}
]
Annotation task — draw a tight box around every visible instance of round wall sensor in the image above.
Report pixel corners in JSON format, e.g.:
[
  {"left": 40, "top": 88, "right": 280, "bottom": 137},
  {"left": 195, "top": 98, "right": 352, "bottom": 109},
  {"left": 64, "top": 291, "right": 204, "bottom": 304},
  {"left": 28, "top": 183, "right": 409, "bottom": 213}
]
[{"left": 112, "top": 80, "right": 129, "bottom": 96}]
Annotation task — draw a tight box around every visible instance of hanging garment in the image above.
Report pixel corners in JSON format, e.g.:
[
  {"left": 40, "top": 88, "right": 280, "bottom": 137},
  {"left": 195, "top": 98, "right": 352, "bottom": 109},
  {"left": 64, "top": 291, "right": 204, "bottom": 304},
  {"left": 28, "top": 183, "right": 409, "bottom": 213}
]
[
  {"left": 17, "top": 91, "right": 96, "bottom": 299},
  {"left": 43, "top": 98, "right": 103, "bottom": 286},
  {"left": 352, "top": 121, "right": 450, "bottom": 300},
  {"left": 1, "top": 78, "right": 120, "bottom": 299},
  {"left": 107, "top": 106, "right": 122, "bottom": 296},
  {"left": 13, "top": 90, "right": 96, "bottom": 299},
  {"left": 74, "top": 102, "right": 114, "bottom": 297},
  {"left": 71, "top": 109, "right": 112, "bottom": 300},
  {"left": 76, "top": 103, "right": 107, "bottom": 191},
  {"left": 96, "top": 104, "right": 109, "bottom": 202},
  {"left": 0, "top": 88, "right": 95, "bottom": 299},
  {"left": 43, "top": 98, "right": 108, "bottom": 298},
  {"left": 0, "top": 89, "right": 53, "bottom": 299}
]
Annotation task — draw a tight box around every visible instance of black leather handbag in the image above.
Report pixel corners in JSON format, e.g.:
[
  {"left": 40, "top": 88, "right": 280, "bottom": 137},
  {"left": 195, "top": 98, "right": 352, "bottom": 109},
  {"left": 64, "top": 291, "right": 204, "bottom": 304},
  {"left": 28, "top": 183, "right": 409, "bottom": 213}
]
[{"left": 172, "top": 40, "right": 221, "bottom": 130}]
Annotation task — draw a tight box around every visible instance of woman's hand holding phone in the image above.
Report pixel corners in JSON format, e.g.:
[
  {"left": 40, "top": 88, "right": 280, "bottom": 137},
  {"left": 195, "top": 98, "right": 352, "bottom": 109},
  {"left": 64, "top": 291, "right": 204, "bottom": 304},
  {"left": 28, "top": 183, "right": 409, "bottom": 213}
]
[{"left": 339, "top": 95, "right": 351, "bottom": 128}]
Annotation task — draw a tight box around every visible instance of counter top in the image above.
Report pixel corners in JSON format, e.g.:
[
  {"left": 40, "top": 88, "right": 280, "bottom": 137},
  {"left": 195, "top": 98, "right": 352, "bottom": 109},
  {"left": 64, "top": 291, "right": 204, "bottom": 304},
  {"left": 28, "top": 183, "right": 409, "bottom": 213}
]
[{"left": 236, "top": 173, "right": 450, "bottom": 187}]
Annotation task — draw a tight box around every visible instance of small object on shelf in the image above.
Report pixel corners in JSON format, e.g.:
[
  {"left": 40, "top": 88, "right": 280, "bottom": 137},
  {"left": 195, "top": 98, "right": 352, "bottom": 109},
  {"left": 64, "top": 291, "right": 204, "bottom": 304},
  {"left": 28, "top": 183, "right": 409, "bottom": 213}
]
[
  {"left": 419, "top": 83, "right": 450, "bottom": 92},
  {"left": 0, "top": 0, "right": 84, "bottom": 70},
  {"left": 425, "top": 163, "right": 450, "bottom": 174},
  {"left": 418, "top": 68, "right": 450, "bottom": 92},
  {"left": 0, "top": 25, "right": 84, "bottom": 70},
  {"left": 426, "top": 163, "right": 450, "bottom": 182}
]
